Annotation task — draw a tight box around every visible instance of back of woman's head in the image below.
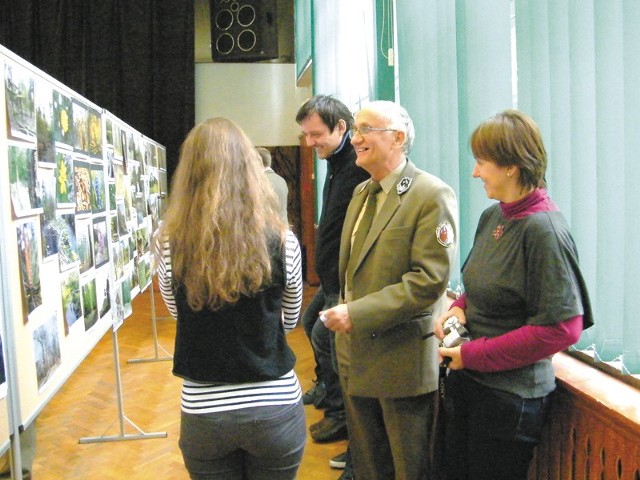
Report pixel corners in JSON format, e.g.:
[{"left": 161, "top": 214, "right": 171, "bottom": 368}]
[
  {"left": 470, "top": 109, "right": 547, "bottom": 189},
  {"left": 161, "top": 117, "right": 285, "bottom": 311}
]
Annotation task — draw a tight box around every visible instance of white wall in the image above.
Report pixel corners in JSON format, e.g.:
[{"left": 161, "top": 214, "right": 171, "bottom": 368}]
[{"left": 195, "top": 63, "right": 311, "bottom": 147}]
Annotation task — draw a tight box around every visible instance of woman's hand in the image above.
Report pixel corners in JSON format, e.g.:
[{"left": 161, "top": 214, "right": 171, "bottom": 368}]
[
  {"left": 438, "top": 345, "right": 464, "bottom": 370},
  {"left": 434, "top": 306, "right": 466, "bottom": 340}
]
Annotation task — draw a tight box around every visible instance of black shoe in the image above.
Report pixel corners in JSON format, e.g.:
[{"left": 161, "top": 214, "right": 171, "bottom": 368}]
[
  {"left": 338, "top": 466, "right": 355, "bottom": 480},
  {"left": 310, "top": 416, "right": 348, "bottom": 443},
  {"left": 302, "top": 380, "right": 327, "bottom": 408},
  {"left": 302, "top": 383, "right": 316, "bottom": 405},
  {"left": 329, "top": 450, "right": 347, "bottom": 469}
]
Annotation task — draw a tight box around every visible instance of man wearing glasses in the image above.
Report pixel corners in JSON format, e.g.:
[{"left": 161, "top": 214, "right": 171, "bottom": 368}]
[{"left": 321, "top": 101, "right": 458, "bottom": 480}]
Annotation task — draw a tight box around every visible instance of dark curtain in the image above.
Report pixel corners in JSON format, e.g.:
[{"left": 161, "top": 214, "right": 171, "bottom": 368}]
[{"left": 0, "top": 0, "right": 194, "bottom": 184}]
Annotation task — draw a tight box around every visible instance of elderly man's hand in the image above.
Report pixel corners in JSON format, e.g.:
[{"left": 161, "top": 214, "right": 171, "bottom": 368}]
[{"left": 320, "top": 304, "right": 352, "bottom": 334}]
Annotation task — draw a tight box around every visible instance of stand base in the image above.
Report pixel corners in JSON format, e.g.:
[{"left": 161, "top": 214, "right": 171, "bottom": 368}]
[
  {"left": 79, "top": 415, "right": 167, "bottom": 444},
  {"left": 127, "top": 343, "right": 173, "bottom": 364},
  {"left": 79, "top": 431, "right": 167, "bottom": 443},
  {"left": 127, "top": 356, "right": 172, "bottom": 364}
]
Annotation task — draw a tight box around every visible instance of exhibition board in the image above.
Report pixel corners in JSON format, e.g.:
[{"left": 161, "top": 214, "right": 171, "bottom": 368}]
[{"left": 0, "top": 44, "right": 167, "bottom": 443}]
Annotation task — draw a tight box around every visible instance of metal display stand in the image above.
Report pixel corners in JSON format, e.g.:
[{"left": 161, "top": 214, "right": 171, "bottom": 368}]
[
  {"left": 0, "top": 180, "right": 25, "bottom": 478},
  {"left": 79, "top": 328, "right": 167, "bottom": 443},
  {"left": 127, "top": 283, "right": 172, "bottom": 364}
]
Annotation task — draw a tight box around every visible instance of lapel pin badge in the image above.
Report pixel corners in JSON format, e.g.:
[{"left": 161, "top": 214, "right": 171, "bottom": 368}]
[{"left": 396, "top": 176, "right": 412, "bottom": 195}]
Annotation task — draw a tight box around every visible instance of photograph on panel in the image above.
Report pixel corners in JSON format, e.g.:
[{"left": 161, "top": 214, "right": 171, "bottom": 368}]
[
  {"left": 88, "top": 108, "right": 102, "bottom": 158},
  {"left": 112, "top": 239, "right": 125, "bottom": 282},
  {"left": 52, "top": 89, "right": 73, "bottom": 148},
  {"left": 57, "top": 211, "right": 79, "bottom": 272},
  {"left": 113, "top": 123, "right": 123, "bottom": 159},
  {"left": 55, "top": 150, "right": 75, "bottom": 207},
  {"left": 121, "top": 270, "right": 133, "bottom": 319},
  {"left": 39, "top": 166, "right": 58, "bottom": 260},
  {"left": 73, "top": 159, "right": 92, "bottom": 214},
  {"left": 72, "top": 100, "right": 89, "bottom": 155},
  {"left": 92, "top": 215, "right": 109, "bottom": 269},
  {"left": 81, "top": 276, "right": 98, "bottom": 331},
  {"left": 60, "top": 267, "right": 82, "bottom": 331},
  {"left": 35, "top": 78, "right": 55, "bottom": 164},
  {"left": 95, "top": 266, "right": 111, "bottom": 320},
  {"left": 106, "top": 149, "right": 115, "bottom": 181},
  {"left": 112, "top": 280, "right": 124, "bottom": 331},
  {"left": 16, "top": 218, "right": 43, "bottom": 315},
  {"left": 8, "top": 142, "right": 43, "bottom": 217},
  {"left": 4, "top": 62, "right": 36, "bottom": 140},
  {"left": 75, "top": 217, "right": 94, "bottom": 275},
  {"left": 33, "top": 313, "right": 61, "bottom": 392},
  {"left": 137, "top": 253, "right": 151, "bottom": 292},
  {"left": 90, "top": 163, "right": 106, "bottom": 214},
  {"left": 108, "top": 183, "right": 116, "bottom": 214}
]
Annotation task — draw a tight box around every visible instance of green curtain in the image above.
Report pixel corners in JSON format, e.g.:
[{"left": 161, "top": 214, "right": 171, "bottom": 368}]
[{"left": 516, "top": 0, "right": 640, "bottom": 372}]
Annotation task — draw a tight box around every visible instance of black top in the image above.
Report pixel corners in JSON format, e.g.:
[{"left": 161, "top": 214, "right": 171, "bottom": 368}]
[
  {"left": 172, "top": 235, "right": 296, "bottom": 383},
  {"left": 316, "top": 135, "right": 369, "bottom": 294}
]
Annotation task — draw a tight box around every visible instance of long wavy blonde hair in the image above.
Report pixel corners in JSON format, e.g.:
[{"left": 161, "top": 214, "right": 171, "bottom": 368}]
[{"left": 158, "top": 117, "right": 286, "bottom": 311}]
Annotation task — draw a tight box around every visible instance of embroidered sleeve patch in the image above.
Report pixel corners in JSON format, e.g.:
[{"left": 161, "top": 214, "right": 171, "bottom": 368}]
[{"left": 436, "top": 222, "right": 454, "bottom": 247}]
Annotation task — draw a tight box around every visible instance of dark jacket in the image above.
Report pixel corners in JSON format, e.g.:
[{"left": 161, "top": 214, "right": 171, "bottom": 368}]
[
  {"left": 172, "top": 236, "right": 296, "bottom": 383},
  {"left": 316, "top": 135, "right": 369, "bottom": 295}
]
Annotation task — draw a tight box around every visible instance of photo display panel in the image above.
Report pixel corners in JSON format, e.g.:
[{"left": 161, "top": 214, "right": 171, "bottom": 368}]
[{"left": 0, "top": 45, "right": 166, "bottom": 429}]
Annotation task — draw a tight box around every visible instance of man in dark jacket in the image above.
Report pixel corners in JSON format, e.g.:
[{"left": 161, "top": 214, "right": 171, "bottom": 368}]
[{"left": 296, "top": 95, "right": 368, "bottom": 477}]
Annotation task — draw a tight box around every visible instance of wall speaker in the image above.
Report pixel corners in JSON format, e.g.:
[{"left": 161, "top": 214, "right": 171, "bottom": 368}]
[{"left": 210, "top": 0, "right": 279, "bottom": 62}]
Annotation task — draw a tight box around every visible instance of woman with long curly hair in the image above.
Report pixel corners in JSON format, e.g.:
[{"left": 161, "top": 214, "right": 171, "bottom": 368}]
[{"left": 155, "top": 117, "right": 305, "bottom": 480}]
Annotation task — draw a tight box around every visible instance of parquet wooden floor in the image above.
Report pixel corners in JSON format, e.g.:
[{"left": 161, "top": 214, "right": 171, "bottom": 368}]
[{"left": 32, "top": 283, "right": 347, "bottom": 479}]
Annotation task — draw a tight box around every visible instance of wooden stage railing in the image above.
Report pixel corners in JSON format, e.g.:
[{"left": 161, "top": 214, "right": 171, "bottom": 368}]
[{"left": 529, "top": 353, "right": 640, "bottom": 480}]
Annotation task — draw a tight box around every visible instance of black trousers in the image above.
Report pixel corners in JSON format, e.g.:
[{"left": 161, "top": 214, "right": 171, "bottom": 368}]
[{"left": 443, "top": 370, "right": 551, "bottom": 480}]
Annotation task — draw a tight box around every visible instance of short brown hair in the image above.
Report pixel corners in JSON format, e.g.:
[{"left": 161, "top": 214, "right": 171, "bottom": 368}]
[
  {"left": 295, "top": 94, "right": 353, "bottom": 131},
  {"left": 470, "top": 109, "right": 547, "bottom": 189}
]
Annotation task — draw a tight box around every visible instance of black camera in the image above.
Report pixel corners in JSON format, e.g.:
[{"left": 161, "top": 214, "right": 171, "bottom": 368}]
[{"left": 441, "top": 316, "right": 471, "bottom": 348}]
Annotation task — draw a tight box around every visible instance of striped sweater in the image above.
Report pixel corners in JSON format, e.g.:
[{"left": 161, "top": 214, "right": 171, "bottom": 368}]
[{"left": 156, "top": 230, "right": 303, "bottom": 413}]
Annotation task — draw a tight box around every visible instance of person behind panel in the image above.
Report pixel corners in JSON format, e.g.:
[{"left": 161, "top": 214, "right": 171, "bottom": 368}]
[{"left": 256, "top": 146, "right": 289, "bottom": 223}]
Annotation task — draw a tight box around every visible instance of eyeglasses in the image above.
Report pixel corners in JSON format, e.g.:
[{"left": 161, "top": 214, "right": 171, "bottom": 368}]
[{"left": 349, "top": 125, "right": 397, "bottom": 137}]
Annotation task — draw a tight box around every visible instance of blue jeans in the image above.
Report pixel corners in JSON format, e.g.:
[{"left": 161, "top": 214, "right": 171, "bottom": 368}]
[
  {"left": 443, "top": 370, "right": 551, "bottom": 480},
  {"left": 179, "top": 400, "right": 306, "bottom": 480},
  {"left": 301, "top": 287, "right": 327, "bottom": 380},
  {"left": 301, "top": 287, "right": 344, "bottom": 418}
]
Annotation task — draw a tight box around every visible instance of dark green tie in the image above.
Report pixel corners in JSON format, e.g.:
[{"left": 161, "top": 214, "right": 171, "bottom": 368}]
[{"left": 347, "top": 181, "right": 382, "bottom": 289}]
